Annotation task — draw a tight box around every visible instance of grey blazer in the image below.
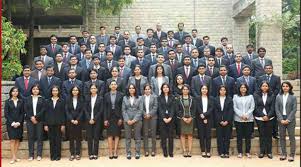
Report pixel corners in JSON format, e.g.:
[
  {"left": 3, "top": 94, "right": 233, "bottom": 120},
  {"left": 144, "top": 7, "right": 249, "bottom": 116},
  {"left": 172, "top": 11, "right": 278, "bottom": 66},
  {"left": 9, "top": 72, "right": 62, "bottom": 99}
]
[
  {"left": 150, "top": 76, "right": 169, "bottom": 96},
  {"left": 122, "top": 96, "right": 143, "bottom": 121},
  {"left": 251, "top": 57, "right": 273, "bottom": 77},
  {"left": 148, "top": 64, "right": 173, "bottom": 82},
  {"left": 33, "top": 55, "right": 54, "bottom": 69},
  {"left": 275, "top": 94, "right": 297, "bottom": 122},
  {"left": 127, "top": 76, "right": 149, "bottom": 95},
  {"left": 233, "top": 94, "right": 255, "bottom": 122},
  {"left": 141, "top": 95, "right": 158, "bottom": 119}
]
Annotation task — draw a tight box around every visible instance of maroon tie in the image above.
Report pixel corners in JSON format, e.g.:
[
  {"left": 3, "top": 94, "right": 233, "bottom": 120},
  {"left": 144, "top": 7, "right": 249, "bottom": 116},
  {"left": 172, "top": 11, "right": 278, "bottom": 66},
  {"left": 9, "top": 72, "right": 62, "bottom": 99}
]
[
  {"left": 237, "top": 64, "right": 241, "bottom": 76},
  {"left": 24, "top": 78, "right": 29, "bottom": 90}
]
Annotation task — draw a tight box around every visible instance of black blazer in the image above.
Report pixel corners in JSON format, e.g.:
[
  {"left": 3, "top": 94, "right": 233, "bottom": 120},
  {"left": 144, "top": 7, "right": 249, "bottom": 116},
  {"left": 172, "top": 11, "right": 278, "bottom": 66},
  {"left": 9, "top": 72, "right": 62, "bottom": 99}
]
[
  {"left": 106, "top": 77, "right": 126, "bottom": 93},
  {"left": 61, "top": 79, "right": 83, "bottom": 100},
  {"left": 257, "top": 74, "right": 281, "bottom": 96},
  {"left": 103, "top": 92, "right": 124, "bottom": 121},
  {"left": 24, "top": 96, "right": 45, "bottom": 122},
  {"left": 158, "top": 95, "right": 175, "bottom": 120},
  {"left": 39, "top": 76, "right": 62, "bottom": 99},
  {"left": 83, "top": 80, "right": 105, "bottom": 99},
  {"left": 176, "top": 66, "right": 196, "bottom": 85},
  {"left": 4, "top": 99, "right": 24, "bottom": 126},
  {"left": 214, "top": 96, "right": 234, "bottom": 123},
  {"left": 65, "top": 97, "right": 84, "bottom": 122},
  {"left": 53, "top": 62, "right": 68, "bottom": 81},
  {"left": 253, "top": 92, "right": 275, "bottom": 118},
  {"left": 195, "top": 96, "right": 214, "bottom": 120},
  {"left": 44, "top": 98, "right": 66, "bottom": 126},
  {"left": 84, "top": 96, "right": 104, "bottom": 121},
  {"left": 176, "top": 96, "right": 196, "bottom": 119}
]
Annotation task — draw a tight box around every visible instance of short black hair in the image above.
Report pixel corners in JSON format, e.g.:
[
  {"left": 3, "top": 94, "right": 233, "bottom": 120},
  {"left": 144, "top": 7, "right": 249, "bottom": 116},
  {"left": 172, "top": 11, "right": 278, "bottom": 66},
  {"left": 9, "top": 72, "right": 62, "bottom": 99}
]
[
  {"left": 220, "top": 37, "right": 228, "bottom": 42},
  {"left": 192, "top": 29, "right": 197, "bottom": 32},
  {"left": 23, "top": 65, "right": 31, "bottom": 70},
  {"left": 257, "top": 47, "right": 266, "bottom": 53},
  {"left": 146, "top": 28, "right": 154, "bottom": 33},
  {"left": 50, "top": 34, "right": 58, "bottom": 39},
  {"left": 40, "top": 45, "right": 47, "bottom": 49},
  {"left": 203, "top": 35, "right": 210, "bottom": 40}
]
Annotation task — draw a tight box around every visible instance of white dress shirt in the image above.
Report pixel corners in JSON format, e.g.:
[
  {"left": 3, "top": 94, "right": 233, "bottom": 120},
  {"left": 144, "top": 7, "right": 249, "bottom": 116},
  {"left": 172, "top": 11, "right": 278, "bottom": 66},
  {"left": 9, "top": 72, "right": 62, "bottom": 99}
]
[
  {"left": 130, "top": 96, "right": 135, "bottom": 106},
  {"left": 202, "top": 96, "right": 208, "bottom": 113},
  {"left": 72, "top": 97, "right": 78, "bottom": 109},
  {"left": 282, "top": 93, "right": 289, "bottom": 115},
  {"left": 157, "top": 77, "right": 164, "bottom": 95},
  {"left": 144, "top": 95, "right": 150, "bottom": 114},
  {"left": 52, "top": 98, "right": 58, "bottom": 108},
  {"left": 91, "top": 95, "right": 97, "bottom": 120},
  {"left": 219, "top": 96, "right": 226, "bottom": 111},
  {"left": 32, "top": 96, "right": 38, "bottom": 116}
]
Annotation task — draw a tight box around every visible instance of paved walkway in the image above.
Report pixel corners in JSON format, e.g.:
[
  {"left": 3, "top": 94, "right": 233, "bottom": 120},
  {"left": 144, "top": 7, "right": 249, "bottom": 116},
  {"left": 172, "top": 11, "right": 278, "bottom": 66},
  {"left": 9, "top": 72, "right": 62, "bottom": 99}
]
[{"left": 2, "top": 155, "right": 300, "bottom": 167}]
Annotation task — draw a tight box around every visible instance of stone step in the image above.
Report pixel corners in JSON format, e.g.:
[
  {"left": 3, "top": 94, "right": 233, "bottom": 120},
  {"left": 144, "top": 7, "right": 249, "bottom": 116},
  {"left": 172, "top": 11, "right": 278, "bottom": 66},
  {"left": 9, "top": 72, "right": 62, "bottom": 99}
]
[
  {"left": 1, "top": 137, "right": 300, "bottom": 158},
  {"left": 2, "top": 126, "right": 300, "bottom": 141}
]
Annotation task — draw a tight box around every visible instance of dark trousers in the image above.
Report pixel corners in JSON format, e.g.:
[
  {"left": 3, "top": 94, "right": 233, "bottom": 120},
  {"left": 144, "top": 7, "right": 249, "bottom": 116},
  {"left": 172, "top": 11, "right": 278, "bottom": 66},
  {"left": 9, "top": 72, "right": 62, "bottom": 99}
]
[
  {"left": 160, "top": 120, "right": 174, "bottom": 155},
  {"left": 174, "top": 115, "right": 180, "bottom": 137},
  {"left": 234, "top": 121, "right": 253, "bottom": 154},
  {"left": 86, "top": 121, "right": 101, "bottom": 156},
  {"left": 272, "top": 116, "right": 279, "bottom": 136},
  {"left": 99, "top": 116, "right": 104, "bottom": 139},
  {"left": 216, "top": 123, "right": 232, "bottom": 155},
  {"left": 48, "top": 125, "right": 62, "bottom": 160},
  {"left": 197, "top": 119, "right": 212, "bottom": 153},
  {"left": 70, "top": 140, "right": 81, "bottom": 155},
  {"left": 27, "top": 121, "right": 43, "bottom": 157},
  {"left": 256, "top": 119, "right": 273, "bottom": 154}
]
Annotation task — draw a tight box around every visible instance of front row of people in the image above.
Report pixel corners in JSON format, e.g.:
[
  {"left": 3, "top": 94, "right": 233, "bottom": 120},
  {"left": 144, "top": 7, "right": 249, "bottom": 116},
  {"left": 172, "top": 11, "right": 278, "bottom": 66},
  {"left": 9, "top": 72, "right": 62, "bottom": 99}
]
[{"left": 5, "top": 81, "right": 297, "bottom": 163}]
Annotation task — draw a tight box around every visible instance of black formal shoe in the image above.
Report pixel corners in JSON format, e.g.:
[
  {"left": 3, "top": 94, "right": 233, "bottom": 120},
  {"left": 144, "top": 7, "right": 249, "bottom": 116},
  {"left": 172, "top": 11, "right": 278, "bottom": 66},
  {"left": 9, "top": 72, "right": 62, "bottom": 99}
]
[
  {"left": 187, "top": 152, "right": 192, "bottom": 157},
  {"left": 69, "top": 155, "right": 75, "bottom": 161},
  {"left": 258, "top": 154, "right": 264, "bottom": 158},
  {"left": 220, "top": 154, "right": 225, "bottom": 158},
  {"left": 224, "top": 154, "right": 229, "bottom": 158},
  {"left": 201, "top": 152, "right": 206, "bottom": 158},
  {"left": 169, "top": 154, "right": 174, "bottom": 157},
  {"left": 145, "top": 152, "right": 149, "bottom": 157},
  {"left": 135, "top": 153, "right": 140, "bottom": 159},
  {"left": 56, "top": 157, "right": 61, "bottom": 161},
  {"left": 267, "top": 154, "right": 273, "bottom": 159},
  {"left": 127, "top": 153, "right": 131, "bottom": 160},
  {"left": 109, "top": 156, "right": 113, "bottom": 159},
  {"left": 94, "top": 156, "right": 98, "bottom": 160},
  {"left": 280, "top": 156, "right": 287, "bottom": 161},
  {"left": 272, "top": 135, "right": 279, "bottom": 139},
  {"left": 75, "top": 155, "right": 81, "bottom": 160},
  {"left": 206, "top": 153, "right": 211, "bottom": 158},
  {"left": 288, "top": 157, "right": 294, "bottom": 162},
  {"left": 163, "top": 154, "right": 168, "bottom": 157},
  {"left": 89, "top": 156, "right": 93, "bottom": 160},
  {"left": 113, "top": 154, "right": 118, "bottom": 159},
  {"left": 151, "top": 152, "right": 155, "bottom": 157}
]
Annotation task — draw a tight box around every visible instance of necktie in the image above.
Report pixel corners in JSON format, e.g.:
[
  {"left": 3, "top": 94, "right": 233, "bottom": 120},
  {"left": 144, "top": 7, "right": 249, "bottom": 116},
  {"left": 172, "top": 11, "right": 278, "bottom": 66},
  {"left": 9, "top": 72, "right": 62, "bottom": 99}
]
[
  {"left": 222, "top": 76, "right": 226, "bottom": 85},
  {"left": 52, "top": 44, "right": 55, "bottom": 52},
  {"left": 209, "top": 67, "right": 213, "bottom": 76},
  {"left": 169, "top": 40, "right": 173, "bottom": 47},
  {"left": 194, "top": 59, "right": 198, "bottom": 67},
  {"left": 108, "top": 61, "right": 112, "bottom": 69},
  {"left": 72, "top": 44, "right": 75, "bottom": 54},
  {"left": 120, "top": 68, "right": 124, "bottom": 77},
  {"left": 200, "top": 76, "right": 204, "bottom": 85},
  {"left": 63, "top": 53, "right": 67, "bottom": 63},
  {"left": 139, "top": 59, "right": 143, "bottom": 65},
  {"left": 180, "top": 32, "right": 183, "bottom": 40},
  {"left": 38, "top": 71, "right": 42, "bottom": 80},
  {"left": 87, "top": 60, "right": 91, "bottom": 68},
  {"left": 125, "top": 40, "right": 128, "bottom": 45},
  {"left": 260, "top": 59, "right": 265, "bottom": 68},
  {"left": 71, "top": 80, "right": 74, "bottom": 85},
  {"left": 244, "top": 77, "right": 249, "bottom": 86},
  {"left": 237, "top": 64, "right": 241, "bottom": 75},
  {"left": 249, "top": 54, "right": 252, "bottom": 59},
  {"left": 186, "top": 45, "right": 190, "bottom": 53},
  {"left": 185, "top": 67, "right": 189, "bottom": 78},
  {"left": 84, "top": 38, "right": 87, "bottom": 43},
  {"left": 24, "top": 78, "right": 29, "bottom": 90},
  {"left": 267, "top": 75, "right": 270, "bottom": 82},
  {"left": 48, "top": 77, "right": 51, "bottom": 85},
  {"left": 218, "top": 58, "right": 221, "bottom": 66}
]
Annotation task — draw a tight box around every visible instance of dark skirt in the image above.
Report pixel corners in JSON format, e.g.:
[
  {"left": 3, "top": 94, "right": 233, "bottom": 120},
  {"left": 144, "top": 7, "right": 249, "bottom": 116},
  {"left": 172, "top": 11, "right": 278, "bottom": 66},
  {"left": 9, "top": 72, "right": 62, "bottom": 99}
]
[
  {"left": 66, "top": 122, "right": 82, "bottom": 141},
  {"left": 106, "top": 111, "right": 122, "bottom": 137},
  {"left": 7, "top": 124, "right": 23, "bottom": 141}
]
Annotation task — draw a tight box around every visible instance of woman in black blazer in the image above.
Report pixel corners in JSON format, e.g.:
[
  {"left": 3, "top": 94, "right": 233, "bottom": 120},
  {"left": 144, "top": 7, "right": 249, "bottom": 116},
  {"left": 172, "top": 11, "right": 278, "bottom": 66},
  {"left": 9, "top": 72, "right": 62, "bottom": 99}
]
[
  {"left": 85, "top": 84, "right": 104, "bottom": 160},
  {"left": 195, "top": 85, "right": 214, "bottom": 158},
  {"left": 65, "top": 85, "right": 84, "bottom": 161},
  {"left": 214, "top": 85, "right": 233, "bottom": 158},
  {"left": 104, "top": 80, "right": 124, "bottom": 159},
  {"left": 172, "top": 74, "right": 184, "bottom": 97},
  {"left": 158, "top": 83, "right": 175, "bottom": 158},
  {"left": 253, "top": 81, "right": 275, "bottom": 159},
  {"left": 44, "top": 85, "right": 66, "bottom": 161},
  {"left": 24, "top": 84, "right": 45, "bottom": 161},
  {"left": 4, "top": 87, "right": 24, "bottom": 164}
]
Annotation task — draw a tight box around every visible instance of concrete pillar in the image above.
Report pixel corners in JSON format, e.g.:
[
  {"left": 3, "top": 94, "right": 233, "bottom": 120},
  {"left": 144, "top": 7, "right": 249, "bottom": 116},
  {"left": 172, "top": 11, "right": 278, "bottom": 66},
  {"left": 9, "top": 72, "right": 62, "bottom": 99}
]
[
  {"left": 233, "top": 17, "right": 250, "bottom": 54},
  {"left": 87, "top": 0, "right": 97, "bottom": 34},
  {"left": 256, "top": 0, "right": 282, "bottom": 76}
]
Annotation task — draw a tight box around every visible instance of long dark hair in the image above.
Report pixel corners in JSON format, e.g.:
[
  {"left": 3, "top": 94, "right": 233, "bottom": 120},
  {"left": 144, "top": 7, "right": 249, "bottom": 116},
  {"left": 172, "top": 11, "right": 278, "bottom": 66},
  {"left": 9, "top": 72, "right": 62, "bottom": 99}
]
[
  {"left": 174, "top": 74, "right": 184, "bottom": 86},
  {"left": 9, "top": 86, "right": 20, "bottom": 99},
  {"left": 50, "top": 85, "right": 61, "bottom": 98},
  {"left": 255, "top": 80, "right": 272, "bottom": 96},
  {"left": 217, "top": 85, "right": 228, "bottom": 97},
  {"left": 69, "top": 85, "right": 81, "bottom": 98},
  {"left": 279, "top": 81, "right": 294, "bottom": 95},
  {"left": 237, "top": 83, "right": 249, "bottom": 96},
  {"left": 30, "top": 83, "right": 41, "bottom": 95},
  {"left": 160, "top": 83, "right": 171, "bottom": 96},
  {"left": 155, "top": 64, "right": 165, "bottom": 77},
  {"left": 126, "top": 83, "right": 138, "bottom": 98}
]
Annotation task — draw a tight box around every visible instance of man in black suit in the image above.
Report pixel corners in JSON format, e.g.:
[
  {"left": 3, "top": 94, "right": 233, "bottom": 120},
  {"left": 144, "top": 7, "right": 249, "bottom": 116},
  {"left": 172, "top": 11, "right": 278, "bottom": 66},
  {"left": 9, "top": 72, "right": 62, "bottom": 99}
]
[
  {"left": 251, "top": 47, "right": 273, "bottom": 78},
  {"left": 130, "top": 48, "right": 151, "bottom": 77},
  {"left": 144, "top": 28, "right": 160, "bottom": 48},
  {"left": 53, "top": 53, "right": 68, "bottom": 81},
  {"left": 145, "top": 43, "right": 159, "bottom": 65},
  {"left": 101, "top": 51, "right": 118, "bottom": 71},
  {"left": 88, "top": 35, "right": 99, "bottom": 54},
  {"left": 113, "top": 26, "right": 123, "bottom": 42},
  {"left": 15, "top": 65, "right": 39, "bottom": 99},
  {"left": 174, "top": 22, "right": 189, "bottom": 44},
  {"left": 257, "top": 64, "right": 281, "bottom": 139},
  {"left": 220, "top": 37, "right": 228, "bottom": 55},
  {"left": 167, "top": 31, "right": 179, "bottom": 49},
  {"left": 175, "top": 44, "right": 184, "bottom": 64},
  {"left": 191, "top": 64, "right": 212, "bottom": 97},
  {"left": 118, "top": 31, "right": 136, "bottom": 50},
  {"left": 61, "top": 43, "right": 73, "bottom": 64},
  {"left": 79, "top": 48, "right": 93, "bottom": 70},
  {"left": 242, "top": 44, "right": 258, "bottom": 66},
  {"left": 96, "top": 26, "right": 109, "bottom": 46},
  {"left": 191, "top": 29, "right": 203, "bottom": 48},
  {"left": 93, "top": 42, "right": 107, "bottom": 62},
  {"left": 61, "top": 68, "right": 83, "bottom": 99},
  {"left": 68, "top": 35, "right": 81, "bottom": 55},
  {"left": 205, "top": 56, "right": 219, "bottom": 78},
  {"left": 164, "top": 50, "right": 181, "bottom": 75},
  {"left": 157, "top": 38, "right": 170, "bottom": 59},
  {"left": 78, "top": 30, "right": 90, "bottom": 45},
  {"left": 175, "top": 56, "right": 196, "bottom": 85},
  {"left": 212, "top": 65, "right": 236, "bottom": 97},
  {"left": 105, "top": 35, "right": 122, "bottom": 61},
  {"left": 89, "top": 56, "right": 110, "bottom": 82},
  {"left": 191, "top": 48, "right": 203, "bottom": 69},
  {"left": 76, "top": 43, "right": 87, "bottom": 61},
  {"left": 64, "top": 55, "right": 86, "bottom": 81},
  {"left": 198, "top": 36, "right": 215, "bottom": 57},
  {"left": 133, "top": 37, "right": 150, "bottom": 57},
  {"left": 236, "top": 65, "right": 257, "bottom": 95},
  {"left": 228, "top": 53, "right": 246, "bottom": 81},
  {"left": 83, "top": 69, "right": 105, "bottom": 99},
  {"left": 223, "top": 44, "right": 235, "bottom": 65},
  {"left": 40, "top": 66, "right": 62, "bottom": 99},
  {"left": 153, "top": 23, "right": 167, "bottom": 41},
  {"left": 46, "top": 34, "right": 62, "bottom": 59},
  {"left": 200, "top": 47, "right": 212, "bottom": 67},
  {"left": 215, "top": 47, "right": 230, "bottom": 68}
]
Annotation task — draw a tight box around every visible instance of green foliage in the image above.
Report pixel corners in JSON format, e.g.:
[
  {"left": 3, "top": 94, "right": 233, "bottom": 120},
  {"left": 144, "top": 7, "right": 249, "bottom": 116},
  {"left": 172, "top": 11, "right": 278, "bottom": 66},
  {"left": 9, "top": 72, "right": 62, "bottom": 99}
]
[
  {"left": 1, "top": 16, "right": 26, "bottom": 80},
  {"left": 283, "top": 56, "right": 298, "bottom": 74},
  {"left": 97, "top": 0, "right": 133, "bottom": 15}
]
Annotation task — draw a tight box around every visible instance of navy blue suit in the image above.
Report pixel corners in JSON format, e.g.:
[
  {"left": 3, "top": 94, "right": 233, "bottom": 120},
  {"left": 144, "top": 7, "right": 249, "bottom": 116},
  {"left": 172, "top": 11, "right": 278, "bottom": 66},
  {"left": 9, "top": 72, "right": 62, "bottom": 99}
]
[
  {"left": 61, "top": 79, "right": 83, "bottom": 100},
  {"left": 212, "top": 76, "right": 236, "bottom": 97},
  {"left": 236, "top": 76, "right": 257, "bottom": 95},
  {"left": 15, "top": 76, "right": 39, "bottom": 99},
  {"left": 130, "top": 58, "right": 151, "bottom": 77}
]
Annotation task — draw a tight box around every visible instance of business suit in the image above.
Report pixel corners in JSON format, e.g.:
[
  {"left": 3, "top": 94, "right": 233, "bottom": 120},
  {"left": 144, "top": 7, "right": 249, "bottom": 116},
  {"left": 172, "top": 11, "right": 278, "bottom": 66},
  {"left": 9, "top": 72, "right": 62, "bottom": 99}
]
[
  {"left": 30, "top": 69, "right": 47, "bottom": 81},
  {"left": 175, "top": 52, "right": 184, "bottom": 64},
  {"left": 253, "top": 92, "right": 275, "bottom": 155},
  {"left": 122, "top": 96, "right": 143, "bottom": 155},
  {"left": 157, "top": 47, "right": 170, "bottom": 59},
  {"left": 118, "top": 39, "right": 136, "bottom": 50},
  {"left": 251, "top": 57, "right": 273, "bottom": 78},
  {"left": 275, "top": 94, "right": 297, "bottom": 157},
  {"left": 96, "top": 34, "right": 109, "bottom": 46},
  {"left": 85, "top": 95, "right": 104, "bottom": 157},
  {"left": 76, "top": 52, "right": 85, "bottom": 61},
  {"left": 46, "top": 44, "right": 62, "bottom": 59},
  {"left": 61, "top": 79, "right": 83, "bottom": 100},
  {"left": 198, "top": 45, "right": 215, "bottom": 57},
  {"left": 150, "top": 76, "right": 169, "bottom": 96},
  {"left": 106, "top": 77, "right": 126, "bottom": 94},
  {"left": 142, "top": 95, "right": 158, "bottom": 154},
  {"left": 214, "top": 57, "right": 230, "bottom": 68},
  {"left": 205, "top": 66, "right": 220, "bottom": 79},
  {"left": 127, "top": 76, "right": 149, "bottom": 96},
  {"left": 89, "top": 65, "right": 110, "bottom": 82},
  {"left": 176, "top": 66, "right": 196, "bottom": 85},
  {"left": 68, "top": 44, "right": 81, "bottom": 55},
  {"left": 236, "top": 75, "right": 257, "bottom": 95},
  {"left": 64, "top": 65, "right": 86, "bottom": 81},
  {"left": 167, "top": 38, "right": 179, "bottom": 49},
  {"left": 223, "top": 54, "right": 235, "bottom": 65},
  {"left": 158, "top": 95, "right": 175, "bottom": 156},
  {"left": 154, "top": 31, "right": 167, "bottom": 41},
  {"left": 105, "top": 45, "right": 122, "bottom": 61},
  {"left": 101, "top": 60, "right": 118, "bottom": 71},
  {"left": 176, "top": 96, "right": 196, "bottom": 135},
  {"left": 174, "top": 31, "right": 189, "bottom": 44},
  {"left": 24, "top": 97, "right": 45, "bottom": 157},
  {"left": 131, "top": 58, "right": 151, "bottom": 77},
  {"left": 118, "top": 67, "right": 132, "bottom": 83},
  {"left": 44, "top": 98, "right": 65, "bottom": 160},
  {"left": 192, "top": 37, "right": 203, "bottom": 48},
  {"left": 78, "top": 37, "right": 90, "bottom": 45},
  {"left": 33, "top": 55, "right": 54, "bottom": 68},
  {"left": 164, "top": 60, "right": 181, "bottom": 76},
  {"left": 103, "top": 92, "right": 124, "bottom": 136},
  {"left": 123, "top": 55, "right": 136, "bottom": 68},
  {"left": 242, "top": 53, "right": 258, "bottom": 66},
  {"left": 4, "top": 99, "right": 24, "bottom": 140},
  {"left": 83, "top": 79, "right": 105, "bottom": 99},
  {"left": 79, "top": 58, "right": 93, "bottom": 71},
  {"left": 93, "top": 52, "right": 107, "bottom": 62},
  {"left": 65, "top": 97, "right": 84, "bottom": 156},
  {"left": 191, "top": 58, "right": 203, "bottom": 69},
  {"left": 195, "top": 96, "right": 214, "bottom": 153},
  {"left": 145, "top": 53, "right": 159, "bottom": 66},
  {"left": 24, "top": 96, "right": 45, "bottom": 158},
  {"left": 144, "top": 38, "right": 160, "bottom": 48},
  {"left": 212, "top": 76, "right": 236, "bottom": 97},
  {"left": 182, "top": 44, "right": 196, "bottom": 56},
  {"left": 228, "top": 63, "right": 246, "bottom": 80},
  {"left": 214, "top": 96, "right": 234, "bottom": 156},
  {"left": 88, "top": 44, "right": 99, "bottom": 54},
  {"left": 191, "top": 75, "right": 212, "bottom": 97},
  {"left": 53, "top": 62, "right": 68, "bottom": 81},
  {"left": 133, "top": 46, "right": 150, "bottom": 57},
  {"left": 61, "top": 52, "right": 73, "bottom": 64},
  {"left": 15, "top": 76, "right": 38, "bottom": 99}
]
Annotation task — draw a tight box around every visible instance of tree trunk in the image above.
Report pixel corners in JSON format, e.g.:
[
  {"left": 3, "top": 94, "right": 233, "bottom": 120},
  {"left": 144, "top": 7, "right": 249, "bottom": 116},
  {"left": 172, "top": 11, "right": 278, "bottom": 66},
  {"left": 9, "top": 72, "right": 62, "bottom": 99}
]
[{"left": 26, "top": 0, "right": 34, "bottom": 66}]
